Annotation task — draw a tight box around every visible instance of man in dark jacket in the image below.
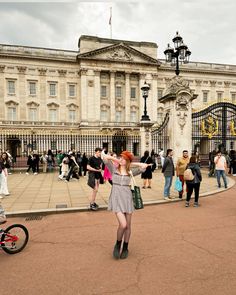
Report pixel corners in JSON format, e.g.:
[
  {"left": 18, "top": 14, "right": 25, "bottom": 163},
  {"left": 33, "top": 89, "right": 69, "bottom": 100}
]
[{"left": 162, "top": 149, "right": 175, "bottom": 200}]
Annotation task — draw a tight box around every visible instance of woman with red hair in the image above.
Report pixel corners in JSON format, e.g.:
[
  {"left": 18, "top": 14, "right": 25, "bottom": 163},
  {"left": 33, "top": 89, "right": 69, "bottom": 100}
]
[{"left": 102, "top": 150, "right": 150, "bottom": 259}]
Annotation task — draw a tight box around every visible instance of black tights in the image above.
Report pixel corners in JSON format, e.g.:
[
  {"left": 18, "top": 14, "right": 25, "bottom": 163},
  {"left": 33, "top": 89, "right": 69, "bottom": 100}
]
[{"left": 186, "top": 183, "right": 200, "bottom": 203}]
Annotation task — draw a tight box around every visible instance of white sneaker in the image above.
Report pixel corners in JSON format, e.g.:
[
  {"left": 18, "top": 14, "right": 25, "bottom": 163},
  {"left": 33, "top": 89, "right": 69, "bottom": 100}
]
[
  {"left": 26, "top": 172, "right": 29, "bottom": 175},
  {"left": 164, "top": 197, "right": 169, "bottom": 200},
  {"left": 34, "top": 172, "right": 38, "bottom": 175},
  {"left": 233, "top": 174, "right": 236, "bottom": 176},
  {"left": 0, "top": 196, "right": 3, "bottom": 199}
]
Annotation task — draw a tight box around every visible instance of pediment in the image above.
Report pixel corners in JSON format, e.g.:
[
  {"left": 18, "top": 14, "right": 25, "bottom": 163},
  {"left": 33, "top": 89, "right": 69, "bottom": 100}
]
[
  {"left": 27, "top": 101, "right": 40, "bottom": 107},
  {"left": 77, "top": 43, "right": 160, "bottom": 65},
  {"left": 66, "top": 103, "right": 78, "bottom": 108},
  {"left": 5, "top": 100, "right": 19, "bottom": 106},
  {"left": 47, "top": 102, "right": 59, "bottom": 108}
]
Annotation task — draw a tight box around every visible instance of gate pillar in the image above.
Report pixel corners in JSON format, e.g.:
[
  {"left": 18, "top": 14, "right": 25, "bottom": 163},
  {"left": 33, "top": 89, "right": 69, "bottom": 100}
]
[
  {"left": 159, "top": 76, "right": 198, "bottom": 161},
  {"left": 139, "top": 121, "right": 154, "bottom": 156}
]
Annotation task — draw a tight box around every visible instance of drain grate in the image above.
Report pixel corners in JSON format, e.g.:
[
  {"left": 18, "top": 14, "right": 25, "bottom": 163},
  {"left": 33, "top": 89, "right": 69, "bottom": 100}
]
[
  {"left": 25, "top": 215, "right": 43, "bottom": 221},
  {"left": 56, "top": 204, "right": 68, "bottom": 209}
]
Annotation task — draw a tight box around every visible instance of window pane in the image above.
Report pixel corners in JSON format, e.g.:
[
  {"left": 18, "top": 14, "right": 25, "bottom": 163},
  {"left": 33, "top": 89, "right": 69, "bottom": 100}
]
[
  {"left": 217, "top": 92, "right": 222, "bottom": 102},
  {"left": 231, "top": 93, "right": 236, "bottom": 103},
  {"left": 49, "top": 109, "right": 57, "bottom": 122},
  {"left": 69, "top": 110, "right": 76, "bottom": 122},
  {"left": 116, "top": 86, "right": 122, "bottom": 98},
  {"left": 49, "top": 84, "right": 56, "bottom": 96},
  {"left": 203, "top": 92, "right": 208, "bottom": 103},
  {"left": 130, "top": 111, "right": 137, "bottom": 122},
  {"left": 101, "top": 110, "right": 107, "bottom": 121},
  {"left": 8, "top": 107, "right": 16, "bottom": 120},
  {"left": 29, "top": 82, "right": 36, "bottom": 95},
  {"left": 29, "top": 108, "right": 37, "bottom": 121},
  {"left": 101, "top": 86, "right": 107, "bottom": 98},
  {"left": 8, "top": 81, "right": 15, "bottom": 94},
  {"left": 131, "top": 87, "right": 136, "bottom": 99},
  {"left": 115, "top": 111, "right": 122, "bottom": 122},
  {"left": 69, "top": 85, "right": 75, "bottom": 97}
]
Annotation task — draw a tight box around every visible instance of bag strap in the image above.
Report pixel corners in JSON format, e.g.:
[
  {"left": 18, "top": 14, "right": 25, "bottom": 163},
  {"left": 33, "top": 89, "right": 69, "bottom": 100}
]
[{"left": 129, "top": 170, "right": 137, "bottom": 189}]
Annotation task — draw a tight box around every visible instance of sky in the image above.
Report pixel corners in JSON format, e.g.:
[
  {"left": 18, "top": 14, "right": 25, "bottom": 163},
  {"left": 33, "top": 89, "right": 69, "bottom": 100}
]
[{"left": 0, "top": 0, "right": 236, "bottom": 65}]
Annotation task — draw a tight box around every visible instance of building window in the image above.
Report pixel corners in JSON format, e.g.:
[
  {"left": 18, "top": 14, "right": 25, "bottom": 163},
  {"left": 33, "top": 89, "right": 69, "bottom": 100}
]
[
  {"left": 116, "top": 86, "right": 122, "bottom": 98},
  {"left": 101, "top": 110, "right": 108, "bottom": 121},
  {"left": 115, "top": 111, "right": 122, "bottom": 122},
  {"left": 69, "top": 85, "right": 75, "bottom": 97},
  {"left": 8, "top": 81, "right": 15, "bottom": 94},
  {"left": 101, "top": 86, "right": 107, "bottom": 98},
  {"left": 29, "top": 82, "right": 36, "bottom": 95},
  {"left": 217, "top": 92, "right": 223, "bottom": 102},
  {"left": 157, "top": 88, "right": 163, "bottom": 100},
  {"left": 231, "top": 93, "right": 236, "bottom": 103},
  {"left": 49, "top": 109, "right": 57, "bottom": 122},
  {"left": 49, "top": 83, "right": 56, "bottom": 96},
  {"left": 29, "top": 108, "right": 37, "bottom": 121},
  {"left": 131, "top": 87, "right": 136, "bottom": 99},
  {"left": 7, "top": 107, "right": 17, "bottom": 120},
  {"left": 69, "top": 110, "right": 76, "bottom": 122},
  {"left": 203, "top": 92, "right": 208, "bottom": 103},
  {"left": 130, "top": 111, "right": 137, "bottom": 122}
]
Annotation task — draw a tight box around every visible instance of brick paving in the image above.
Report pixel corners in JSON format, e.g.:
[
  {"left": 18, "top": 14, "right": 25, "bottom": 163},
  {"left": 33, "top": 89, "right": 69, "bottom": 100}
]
[{"left": 1, "top": 168, "right": 234, "bottom": 216}]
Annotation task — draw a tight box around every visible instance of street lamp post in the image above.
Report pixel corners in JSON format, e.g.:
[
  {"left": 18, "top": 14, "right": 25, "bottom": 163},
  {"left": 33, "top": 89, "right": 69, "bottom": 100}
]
[
  {"left": 141, "top": 81, "right": 150, "bottom": 121},
  {"left": 164, "top": 31, "right": 191, "bottom": 76}
]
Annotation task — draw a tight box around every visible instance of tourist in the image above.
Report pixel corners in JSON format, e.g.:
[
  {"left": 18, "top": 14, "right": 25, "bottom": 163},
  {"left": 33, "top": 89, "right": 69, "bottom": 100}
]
[
  {"left": 162, "top": 149, "right": 175, "bottom": 200},
  {"left": 214, "top": 151, "right": 228, "bottom": 188},
  {"left": 103, "top": 152, "right": 117, "bottom": 185},
  {"left": 81, "top": 152, "right": 89, "bottom": 176},
  {"left": 26, "top": 151, "right": 36, "bottom": 174},
  {"left": 159, "top": 148, "right": 165, "bottom": 168},
  {"left": 140, "top": 150, "right": 153, "bottom": 189},
  {"left": 58, "top": 155, "right": 69, "bottom": 180},
  {"left": 0, "top": 152, "right": 11, "bottom": 197},
  {"left": 185, "top": 155, "right": 202, "bottom": 207},
  {"left": 87, "top": 148, "right": 103, "bottom": 211},
  {"left": 40, "top": 151, "right": 48, "bottom": 173},
  {"left": 176, "top": 150, "right": 190, "bottom": 198},
  {"left": 101, "top": 150, "right": 148, "bottom": 259}
]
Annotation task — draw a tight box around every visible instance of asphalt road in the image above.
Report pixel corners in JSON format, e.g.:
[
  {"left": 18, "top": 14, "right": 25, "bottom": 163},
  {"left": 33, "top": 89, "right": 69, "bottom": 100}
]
[{"left": 0, "top": 182, "right": 236, "bottom": 295}]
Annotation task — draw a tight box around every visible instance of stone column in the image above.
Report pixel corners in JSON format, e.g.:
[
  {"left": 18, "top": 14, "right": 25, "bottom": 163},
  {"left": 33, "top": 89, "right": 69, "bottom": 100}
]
[
  {"left": 224, "top": 81, "right": 230, "bottom": 100},
  {"left": 58, "top": 69, "right": 67, "bottom": 122},
  {"left": 150, "top": 73, "right": 158, "bottom": 121},
  {"left": 38, "top": 68, "right": 47, "bottom": 121},
  {"left": 0, "top": 65, "right": 5, "bottom": 119},
  {"left": 140, "top": 122, "right": 154, "bottom": 156},
  {"left": 110, "top": 71, "right": 115, "bottom": 121},
  {"left": 17, "top": 66, "right": 27, "bottom": 120},
  {"left": 79, "top": 69, "right": 88, "bottom": 124},
  {"left": 210, "top": 80, "right": 216, "bottom": 102},
  {"left": 125, "top": 72, "right": 130, "bottom": 122},
  {"left": 194, "top": 79, "right": 202, "bottom": 108},
  {"left": 94, "top": 70, "right": 101, "bottom": 121},
  {"left": 159, "top": 76, "right": 198, "bottom": 162}
]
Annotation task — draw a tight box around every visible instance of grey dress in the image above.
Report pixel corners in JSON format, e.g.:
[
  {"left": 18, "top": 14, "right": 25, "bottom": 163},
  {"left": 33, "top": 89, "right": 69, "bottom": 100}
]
[{"left": 104, "top": 160, "right": 142, "bottom": 213}]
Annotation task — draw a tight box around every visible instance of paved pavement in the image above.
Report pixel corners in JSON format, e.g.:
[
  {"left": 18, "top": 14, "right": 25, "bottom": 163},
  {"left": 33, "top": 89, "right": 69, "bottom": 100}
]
[
  {"left": 0, "top": 168, "right": 235, "bottom": 216},
  {"left": 1, "top": 180, "right": 236, "bottom": 295}
]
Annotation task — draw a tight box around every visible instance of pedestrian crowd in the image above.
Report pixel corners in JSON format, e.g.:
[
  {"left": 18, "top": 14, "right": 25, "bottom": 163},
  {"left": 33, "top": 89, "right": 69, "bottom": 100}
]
[{"left": 0, "top": 146, "right": 234, "bottom": 260}]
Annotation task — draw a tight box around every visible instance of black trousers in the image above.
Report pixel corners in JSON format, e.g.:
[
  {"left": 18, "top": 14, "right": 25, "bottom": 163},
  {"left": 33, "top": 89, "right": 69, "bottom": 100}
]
[{"left": 186, "top": 182, "right": 200, "bottom": 203}]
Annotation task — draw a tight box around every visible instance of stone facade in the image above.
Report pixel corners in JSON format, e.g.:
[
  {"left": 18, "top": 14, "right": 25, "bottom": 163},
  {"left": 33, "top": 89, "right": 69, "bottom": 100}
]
[{"left": 0, "top": 35, "right": 236, "bottom": 158}]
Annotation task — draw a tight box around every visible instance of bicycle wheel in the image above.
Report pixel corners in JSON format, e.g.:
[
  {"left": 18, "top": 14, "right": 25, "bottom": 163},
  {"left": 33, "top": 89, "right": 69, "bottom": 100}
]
[{"left": 1, "top": 224, "right": 29, "bottom": 254}]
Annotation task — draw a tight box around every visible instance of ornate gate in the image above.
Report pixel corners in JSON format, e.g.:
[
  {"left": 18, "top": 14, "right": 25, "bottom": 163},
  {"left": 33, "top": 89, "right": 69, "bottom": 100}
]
[
  {"left": 192, "top": 102, "right": 236, "bottom": 154},
  {"left": 151, "top": 113, "right": 170, "bottom": 154}
]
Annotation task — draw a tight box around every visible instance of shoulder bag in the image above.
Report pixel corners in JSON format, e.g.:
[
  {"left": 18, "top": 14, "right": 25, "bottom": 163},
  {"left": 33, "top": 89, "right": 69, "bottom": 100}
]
[{"left": 130, "top": 171, "right": 144, "bottom": 210}]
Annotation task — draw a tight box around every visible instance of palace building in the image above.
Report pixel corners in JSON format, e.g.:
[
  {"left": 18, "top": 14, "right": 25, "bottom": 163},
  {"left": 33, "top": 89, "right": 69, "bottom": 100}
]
[{"left": 0, "top": 35, "right": 236, "bottom": 160}]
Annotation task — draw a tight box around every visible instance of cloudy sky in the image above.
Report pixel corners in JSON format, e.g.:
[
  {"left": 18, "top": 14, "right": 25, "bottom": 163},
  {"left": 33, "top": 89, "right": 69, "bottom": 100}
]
[{"left": 0, "top": 0, "right": 236, "bottom": 65}]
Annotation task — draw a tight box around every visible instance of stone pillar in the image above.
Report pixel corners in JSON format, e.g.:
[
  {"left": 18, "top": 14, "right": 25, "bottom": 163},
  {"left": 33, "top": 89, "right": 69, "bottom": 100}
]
[
  {"left": 125, "top": 72, "right": 130, "bottom": 122},
  {"left": 58, "top": 69, "right": 67, "bottom": 122},
  {"left": 140, "top": 122, "right": 153, "bottom": 156},
  {"left": 0, "top": 65, "right": 5, "bottom": 119},
  {"left": 38, "top": 68, "right": 47, "bottom": 121},
  {"left": 79, "top": 69, "right": 88, "bottom": 124},
  {"left": 94, "top": 70, "right": 101, "bottom": 121},
  {"left": 159, "top": 76, "right": 198, "bottom": 162},
  {"left": 151, "top": 73, "right": 158, "bottom": 121},
  {"left": 110, "top": 71, "right": 115, "bottom": 121},
  {"left": 224, "top": 81, "right": 230, "bottom": 100},
  {"left": 210, "top": 80, "right": 216, "bottom": 102},
  {"left": 17, "top": 66, "right": 27, "bottom": 120}
]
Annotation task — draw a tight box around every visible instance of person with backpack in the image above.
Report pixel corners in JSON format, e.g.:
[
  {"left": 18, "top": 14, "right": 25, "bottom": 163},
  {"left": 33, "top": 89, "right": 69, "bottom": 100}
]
[
  {"left": 185, "top": 155, "right": 202, "bottom": 207},
  {"left": 140, "top": 150, "right": 153, "bottom": 189}
]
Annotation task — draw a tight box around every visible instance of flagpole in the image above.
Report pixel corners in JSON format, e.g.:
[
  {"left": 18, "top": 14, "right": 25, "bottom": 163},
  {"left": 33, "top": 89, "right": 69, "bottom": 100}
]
[{"left": 109, "top": 7, "right": 112, "bottom": 39}]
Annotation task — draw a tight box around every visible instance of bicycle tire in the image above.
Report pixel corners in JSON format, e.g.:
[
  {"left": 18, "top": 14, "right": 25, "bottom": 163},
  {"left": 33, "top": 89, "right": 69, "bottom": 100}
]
[{"left": 1, "top": 224, "right": 29, "bottom": 254}]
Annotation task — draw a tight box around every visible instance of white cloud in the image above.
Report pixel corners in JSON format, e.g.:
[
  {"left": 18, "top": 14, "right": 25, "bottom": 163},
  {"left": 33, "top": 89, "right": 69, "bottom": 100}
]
[{"left": 0, "top": 1, "right": 236, "bottom": 64}]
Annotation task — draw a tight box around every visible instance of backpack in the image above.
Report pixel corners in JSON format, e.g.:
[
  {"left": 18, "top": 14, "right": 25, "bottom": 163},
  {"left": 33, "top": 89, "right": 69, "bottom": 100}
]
[{"left": 183, "top": 168, "right": 194, "bottom": 181}]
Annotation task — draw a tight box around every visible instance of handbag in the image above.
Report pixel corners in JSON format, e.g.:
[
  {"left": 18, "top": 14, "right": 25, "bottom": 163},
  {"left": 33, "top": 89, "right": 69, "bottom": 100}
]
[
  {"left": 174, "top": 177, "right": 182, "bottom": 192},
  {"left": 130, "top": 171, "right": 144, "bottom": 210}
]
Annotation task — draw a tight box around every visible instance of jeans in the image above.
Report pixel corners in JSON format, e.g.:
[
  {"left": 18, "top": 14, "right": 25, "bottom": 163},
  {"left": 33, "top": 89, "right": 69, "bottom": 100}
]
[
  {"left": 164, "top": 176, "right": 173, "bottom": 197},
  {"left": 215, "top": 170, "right": 227, "bottom": 188}
]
